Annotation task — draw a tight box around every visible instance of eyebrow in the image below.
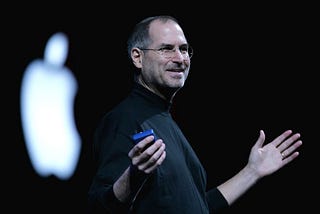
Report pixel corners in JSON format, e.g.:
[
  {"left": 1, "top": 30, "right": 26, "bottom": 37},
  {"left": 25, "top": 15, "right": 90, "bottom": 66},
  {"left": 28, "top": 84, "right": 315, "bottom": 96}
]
[{"left": 157, "top": 43, "right": 189, "bottom": 47}]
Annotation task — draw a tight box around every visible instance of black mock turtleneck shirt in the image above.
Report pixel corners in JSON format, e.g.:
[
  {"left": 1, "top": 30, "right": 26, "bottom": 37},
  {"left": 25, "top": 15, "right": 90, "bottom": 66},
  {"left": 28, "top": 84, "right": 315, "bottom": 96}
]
[{"left": 87, "top": 83, "right": 228, "bottom": 214}]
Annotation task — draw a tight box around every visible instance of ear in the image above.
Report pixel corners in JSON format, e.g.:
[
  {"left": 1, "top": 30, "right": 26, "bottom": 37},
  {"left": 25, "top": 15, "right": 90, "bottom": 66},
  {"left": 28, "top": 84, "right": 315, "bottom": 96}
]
[{"left": 131, "top": 48, "right": 143, "bottom": 69}]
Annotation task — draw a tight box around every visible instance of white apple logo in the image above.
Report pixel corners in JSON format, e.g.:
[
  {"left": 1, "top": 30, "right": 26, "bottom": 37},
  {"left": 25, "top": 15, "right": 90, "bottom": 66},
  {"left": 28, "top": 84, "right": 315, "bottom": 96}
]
[{"left": 20, "top": 32, "right": 81, "bottom": 180}]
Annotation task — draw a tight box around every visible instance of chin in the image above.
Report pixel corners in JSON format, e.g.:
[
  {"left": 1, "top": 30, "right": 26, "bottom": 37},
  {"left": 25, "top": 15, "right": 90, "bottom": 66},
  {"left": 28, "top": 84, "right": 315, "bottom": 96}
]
[{"left": 168, "top": 82, "right": 184, "bottom": 90}]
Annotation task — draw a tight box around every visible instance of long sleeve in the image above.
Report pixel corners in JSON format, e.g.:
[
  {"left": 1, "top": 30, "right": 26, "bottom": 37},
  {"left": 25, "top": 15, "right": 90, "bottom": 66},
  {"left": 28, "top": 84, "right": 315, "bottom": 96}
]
[
  {"left": 206, "top": 187, "right": 229, "bottom": 213},
  {"left": 87, "top": 185, "right": 130, "bottom": 213}
]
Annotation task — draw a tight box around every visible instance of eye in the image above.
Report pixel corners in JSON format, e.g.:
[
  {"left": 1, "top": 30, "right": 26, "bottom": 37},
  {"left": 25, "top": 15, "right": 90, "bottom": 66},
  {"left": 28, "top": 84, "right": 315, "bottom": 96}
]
[
  {"left": 179, "top": 45, "right": 189, "bottom": 54},
  {"left": 159, "top": 45, "right": 174, "bottom": 53}
]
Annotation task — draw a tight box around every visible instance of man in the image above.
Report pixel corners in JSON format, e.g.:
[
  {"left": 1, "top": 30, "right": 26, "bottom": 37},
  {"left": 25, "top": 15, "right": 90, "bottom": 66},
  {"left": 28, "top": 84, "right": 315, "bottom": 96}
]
[{"left": 87, "top": 15, "right": 302, "bottom": 213}]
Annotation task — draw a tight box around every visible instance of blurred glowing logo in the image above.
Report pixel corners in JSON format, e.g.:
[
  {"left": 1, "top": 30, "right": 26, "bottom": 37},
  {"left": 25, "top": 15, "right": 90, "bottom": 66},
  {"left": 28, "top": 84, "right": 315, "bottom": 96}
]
[{"left": 20, "top": 32, "right": 81, "bottom": 180}]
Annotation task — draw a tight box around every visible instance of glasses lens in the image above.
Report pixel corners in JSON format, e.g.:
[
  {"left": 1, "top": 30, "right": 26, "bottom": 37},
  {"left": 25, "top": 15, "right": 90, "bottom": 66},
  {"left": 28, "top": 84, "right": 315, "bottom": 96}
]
[
  {"left": 140, "top": 46, "right": 193, "bottom": 59},
  {"left": 188, "top": 46, "right": 193, "bottom": 58}
]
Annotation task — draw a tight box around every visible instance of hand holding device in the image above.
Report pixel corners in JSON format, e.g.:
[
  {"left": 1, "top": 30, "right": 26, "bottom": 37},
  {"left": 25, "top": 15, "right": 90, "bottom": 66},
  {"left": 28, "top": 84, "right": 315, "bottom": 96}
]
[{"left": 132, "top": 129, "right": 157, "bottom": 144}]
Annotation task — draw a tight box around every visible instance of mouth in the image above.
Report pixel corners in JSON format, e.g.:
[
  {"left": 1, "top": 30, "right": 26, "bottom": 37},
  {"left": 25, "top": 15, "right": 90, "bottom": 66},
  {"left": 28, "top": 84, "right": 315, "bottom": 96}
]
[
  {"left": 167, "top": 68, "right": 185, "bottom": 73},
  {"left": 167, "top": 70, "right": 184, "bottom": 79}
]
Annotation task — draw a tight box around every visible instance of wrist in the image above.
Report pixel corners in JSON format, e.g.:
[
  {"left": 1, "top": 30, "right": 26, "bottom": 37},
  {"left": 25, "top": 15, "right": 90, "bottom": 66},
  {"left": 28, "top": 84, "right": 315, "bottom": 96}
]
[{"left": 113, "top": 167, "right": 131, "bottom": 202}]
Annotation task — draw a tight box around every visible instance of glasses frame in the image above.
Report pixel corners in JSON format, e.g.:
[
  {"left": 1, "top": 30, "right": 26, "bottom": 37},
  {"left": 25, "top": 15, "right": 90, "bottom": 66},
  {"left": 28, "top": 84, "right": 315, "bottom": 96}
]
[{"left": 139, "top": 44, "right": 193, "bottom": 59}]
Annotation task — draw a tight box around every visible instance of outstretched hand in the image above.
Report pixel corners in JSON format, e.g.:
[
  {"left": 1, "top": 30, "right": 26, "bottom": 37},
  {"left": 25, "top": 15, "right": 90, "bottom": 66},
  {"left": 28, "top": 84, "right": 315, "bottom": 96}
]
[{"left": 248, "top": 130, "right": 303, "bottom": 178}]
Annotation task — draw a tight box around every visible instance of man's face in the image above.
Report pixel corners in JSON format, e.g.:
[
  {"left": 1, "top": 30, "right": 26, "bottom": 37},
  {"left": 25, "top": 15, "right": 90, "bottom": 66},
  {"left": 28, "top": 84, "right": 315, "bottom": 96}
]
[{"left": 139, "top": 20, "right": 191, "bottom": 94}]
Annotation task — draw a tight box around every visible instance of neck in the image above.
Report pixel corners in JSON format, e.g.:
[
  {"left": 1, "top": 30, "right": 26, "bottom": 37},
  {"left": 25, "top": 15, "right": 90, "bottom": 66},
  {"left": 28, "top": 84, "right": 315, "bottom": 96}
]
[{"left": 137, "top": 78, "right": 177, "bottom": 102}]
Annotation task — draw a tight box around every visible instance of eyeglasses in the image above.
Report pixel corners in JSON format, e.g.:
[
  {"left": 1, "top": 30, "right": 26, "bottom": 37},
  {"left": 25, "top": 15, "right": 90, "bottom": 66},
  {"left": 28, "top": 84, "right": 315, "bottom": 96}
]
[{"left": 139, "top": 44, "right": 193, "bottom": 59}]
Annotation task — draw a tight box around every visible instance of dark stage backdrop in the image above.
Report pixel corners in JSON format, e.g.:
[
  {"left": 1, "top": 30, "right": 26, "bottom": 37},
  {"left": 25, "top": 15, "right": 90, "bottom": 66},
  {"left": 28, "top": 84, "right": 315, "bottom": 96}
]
[{"left": 4, "top": 3, "right": 316, "bottom": 213}]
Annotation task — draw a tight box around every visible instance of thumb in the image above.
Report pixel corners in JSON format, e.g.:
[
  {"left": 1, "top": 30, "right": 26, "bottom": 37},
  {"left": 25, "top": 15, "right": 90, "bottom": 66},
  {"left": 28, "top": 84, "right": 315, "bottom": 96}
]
[{"left": 253, "top": 130, "right": 265, "bottom": 149}]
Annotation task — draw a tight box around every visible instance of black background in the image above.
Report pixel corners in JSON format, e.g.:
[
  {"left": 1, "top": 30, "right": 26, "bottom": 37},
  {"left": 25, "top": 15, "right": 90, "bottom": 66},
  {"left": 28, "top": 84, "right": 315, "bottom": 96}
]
[{"left": 3, "top": 2, "right": 317, "bottom": 213}]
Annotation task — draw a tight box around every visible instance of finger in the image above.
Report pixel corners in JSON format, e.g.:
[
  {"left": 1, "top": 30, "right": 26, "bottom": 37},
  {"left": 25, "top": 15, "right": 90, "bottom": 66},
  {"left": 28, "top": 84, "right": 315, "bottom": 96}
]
[
  {"left": 277, "top": 132, "right": 301, "bottom": 151},
  {"left": 131, "top": 140, "right": 163, "bottom": 168},
  {"left": 281, "top": 151, "right": 300, "bottom": 165},
  {"left": 144, "top": 151, "right": 166, "bottom": 174},
  {"left": 280, "top": 140, "right": 303, "bottom": 159},
  {"left": 139, "top": 142, "right": 165, "bottom": 170},
  {"left": 128, "top": 135, "right": 155, "bottom": 158},
  {"left": 137, "top": 135, "right": 156, "bottom": 150},
  {"left": 271, "top": 130, "right": 293, "bottom": 147}
]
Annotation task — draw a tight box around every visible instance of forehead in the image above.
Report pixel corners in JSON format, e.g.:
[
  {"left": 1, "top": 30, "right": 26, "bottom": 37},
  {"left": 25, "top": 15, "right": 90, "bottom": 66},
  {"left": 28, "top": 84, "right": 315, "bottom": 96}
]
[{"left": 149, "top": 20, "right": 187, "bottom": 45}]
